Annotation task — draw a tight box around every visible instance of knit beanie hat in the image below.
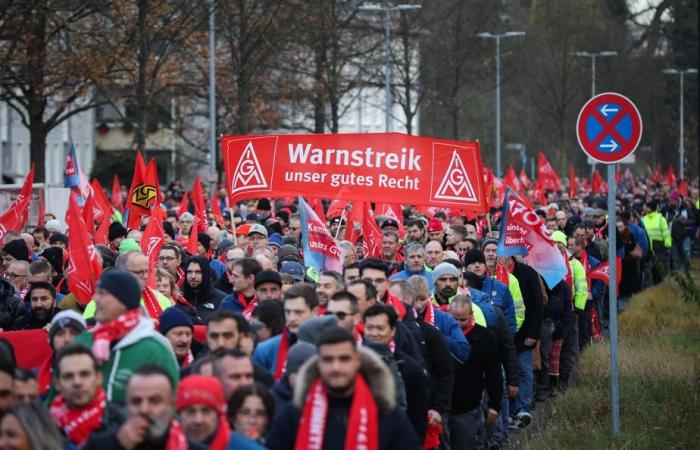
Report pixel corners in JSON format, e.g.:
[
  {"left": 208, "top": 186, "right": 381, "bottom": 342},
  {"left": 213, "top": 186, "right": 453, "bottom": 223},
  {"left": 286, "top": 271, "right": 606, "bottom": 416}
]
[
  {"left": 268, "top": 233, "right": 283, "bottom": 248},
  {"left": 162, "top": 221, "right": 176, "bottom": 240},
  {"left": 158, "top": 307, "right": 194, "bottom": 335},
  {"left": 96, "top": 269, "right": 141, "bottom": 310},
  {"left": 48, "top": 233, "right": 68, "bottom": 246},
  {"left": 48, "top": 310, "right": 87, "bottom": 345},
  {"left": 118, "top": 238, "right": 142, "bottom": 254},
  {"left": 197, "top": 233, "right": 211, "bottom": 251},
  {"left": 2, "top": 239, "right": 29, "bottom": 261},
  {"left": 285, "top": 342, "right": 316, "bottom": 375},
  {"left": 298, "top": 316, "right": 339, "bottom": 345},
  {"left": 463, "top": 248, "right": 486, "bottom": 267},
  {"left": 108, "top": 222, "right": 128, "bottom": 242},
  {"left": 431, "top": 262, "right": 460, "bottom": 285},
  {"left": 428, "top": 218, "right": 444, "bottom": 232},
  {"left": 255, "top": 270, "right": 282, "bottom": 289},
  {"left": 45, "top": 219, "right": 65, "bottom": 234},
  {"left": 39, "top": 247, "right": 64, "bottom": 274},
  {"left": 277, "top": 245, "right": 301, "bottom": 263},
  {"left": 175, "top": 375, "right": 225, "bottom": 414},
  {"left": 256, "top": 198, "right": 271, "bottom": 211},
  {"left": 481, "top": 238, "right": 498, "bottom": 250}
]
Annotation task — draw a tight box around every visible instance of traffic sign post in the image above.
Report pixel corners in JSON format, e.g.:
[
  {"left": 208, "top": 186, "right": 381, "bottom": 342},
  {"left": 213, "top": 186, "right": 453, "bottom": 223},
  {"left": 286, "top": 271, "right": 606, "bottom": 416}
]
[{"left": 576, "top": 92, "right": 643, "bottom": 438}]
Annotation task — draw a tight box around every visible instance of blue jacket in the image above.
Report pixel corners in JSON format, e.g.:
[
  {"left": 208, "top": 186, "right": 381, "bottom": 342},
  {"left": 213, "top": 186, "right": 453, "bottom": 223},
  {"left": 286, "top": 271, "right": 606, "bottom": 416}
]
[
  {"left": 469, "top": 288, "right": 499, "bottom": 330},
  {"left": 430, "top": 308, "right": 471, "bottom": 362},
  {"left": 628, "top": 222, "right": 649, "bottom": 257},
  {"left": 219, "top": 293, "right": 246, "bottom": 314},
  {"left": 587, "top": 254, "right": 605, "bottom": 300},
  {"left": 481, "top": 277, "right": 517, "bottom": 333},
  {"left": 390, "top": 267, "right": 433, "bottom": 286},
  {"left": 252, "top": 333, "right": 284, "bottom": 374},
  {"left": 210, "top": 259, "right": 227, "bottom": 279},
  {"left": 227, "top": 432, "right": 266, "bottom": 450}
]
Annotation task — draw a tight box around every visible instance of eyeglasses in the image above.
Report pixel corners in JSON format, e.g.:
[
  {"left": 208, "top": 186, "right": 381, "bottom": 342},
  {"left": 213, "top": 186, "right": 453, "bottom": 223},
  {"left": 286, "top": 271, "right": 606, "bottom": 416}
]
[
  {"left": 237, "top": 408, "right": 267, "bottom": 418},
  {"left": 6, "top": 272, "right": 27, "bottom": 279},
  {"left": 128, "top": 269, "right": 149, "bottom": 277},
  {"left": 158, "top": 256, "right": 177, "bottom": 262},
  {"left": 324, "top": 311, "right": 351, "bottom": 321}
]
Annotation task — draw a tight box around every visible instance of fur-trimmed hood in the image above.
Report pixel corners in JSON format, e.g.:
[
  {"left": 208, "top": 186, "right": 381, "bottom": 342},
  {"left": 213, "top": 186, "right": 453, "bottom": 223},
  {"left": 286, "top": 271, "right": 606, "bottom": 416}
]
[{"left": 293, "top": 346, "right": 396, "bottom": 412}]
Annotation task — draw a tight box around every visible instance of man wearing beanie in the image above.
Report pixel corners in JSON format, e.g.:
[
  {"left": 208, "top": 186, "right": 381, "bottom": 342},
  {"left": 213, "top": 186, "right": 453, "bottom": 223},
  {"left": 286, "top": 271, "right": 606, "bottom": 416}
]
[
  {"left": 74, "top": 269, "right": 179, "bottom": 405},
  {"left": 2, "top": 238, "right": 30, "bottom": 267},
  {"left": 159, "top": 307, "right": 199, "bottom": 369},
  {"left": 35, "top": 310, "right": 87, "bottom": 402},
  {"left": 177, "top": 375, "right": 263, "bottom": 450},
  {"left": 108, "top": 222, "right": 128, "bottom": 253}
]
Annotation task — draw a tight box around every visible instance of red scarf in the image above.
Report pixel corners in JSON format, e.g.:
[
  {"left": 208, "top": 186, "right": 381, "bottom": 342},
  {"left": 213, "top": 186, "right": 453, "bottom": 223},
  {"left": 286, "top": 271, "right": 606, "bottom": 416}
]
[
  {"left": 176, "top": 267, "right": 185, "bottom": 288},
  {"left": 294, "top": 375, "right": 378, "bottom": 450},
  {"left": 274, "top": 328, "right": 290, "bottom": 381},
  {"left": 180, "top": 349, "right": 194, "bottom": 368},
  {"left": 384, "top": 292, "right": 407, "bottom": 319},
  {"left": 92, "top": 309, "right": 142, "bottom": 363},
  {"left": 209, "top": 416, "right": 231, "bottom": 450},
  {"left": 563, "top": 252, "right": 573, "bottom": 289},
  {"left": 317, "top": 305, "right": 327, "bottom": 316},
  {"left": 50, "top": 388, "right": 106, "bottom": 447},
  {"left": 238, "top": 292, "right": 258, "bottom": 320},
  {"left": 424, "top": 301, "right": 436, "bottom": 326},
  {"left": 579, "top": 250, "right": 591, "bottom": 289},
  {"left": 166, "top": 420, "right": 188, "bottom": 450},
  {"left": 36, "top": 356, "right": 53, "bottom": 395},
  {"left": 462, "top": 313, "right": 476, "bottom": 336},
  {"left": 143, "top": 287, "right": 163, "bottom": 322}
]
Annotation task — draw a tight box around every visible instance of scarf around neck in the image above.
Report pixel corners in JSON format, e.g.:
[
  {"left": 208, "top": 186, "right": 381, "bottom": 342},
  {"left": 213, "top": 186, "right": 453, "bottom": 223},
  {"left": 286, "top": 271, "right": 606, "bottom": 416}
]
[
  {"left": 91, "top": 308, "right": 142, "bottom": 363},
  {"left": 50, "top": 388, "right": 106, "bottom": 446},
  {"left": 294, "top": 374, "right": 378, "bottom": 450}
]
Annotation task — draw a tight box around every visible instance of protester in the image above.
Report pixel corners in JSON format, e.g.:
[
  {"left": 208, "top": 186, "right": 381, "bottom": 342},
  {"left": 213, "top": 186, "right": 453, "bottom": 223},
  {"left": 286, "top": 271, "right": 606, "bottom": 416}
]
[
  {"left": 228, "top": 383, "right": 275, "bottom": 445},
  {"left": 0, "top": 402, "right": 66, "bottom": 450}
]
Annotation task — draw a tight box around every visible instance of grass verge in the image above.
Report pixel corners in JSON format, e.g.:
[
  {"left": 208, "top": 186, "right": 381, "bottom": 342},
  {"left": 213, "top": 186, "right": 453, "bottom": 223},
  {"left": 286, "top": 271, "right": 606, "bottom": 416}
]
[{"left": 520, "top": 263, "right": 700, "bottom": 450}]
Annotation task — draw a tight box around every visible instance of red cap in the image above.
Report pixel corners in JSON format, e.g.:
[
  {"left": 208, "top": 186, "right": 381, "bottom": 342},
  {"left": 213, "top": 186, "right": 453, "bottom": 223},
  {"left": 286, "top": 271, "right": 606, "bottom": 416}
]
[
  {"left": 236, "top": 223, "right": 251, "bottom": 236},
  {"left": 175, "top": 375, "right": 225, "bottom": 414},
  {"left": 428, "top": 218, "right": 444, "bottom": 233}
]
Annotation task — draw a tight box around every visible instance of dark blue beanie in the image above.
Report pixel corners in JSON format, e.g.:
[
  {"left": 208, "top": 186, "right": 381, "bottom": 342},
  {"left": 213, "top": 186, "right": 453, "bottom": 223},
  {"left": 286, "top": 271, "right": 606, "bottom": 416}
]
[
  {"left": 97, "top": 269, "right": 141, "bottom": 310},
  {"left": 158, "top": 307, "right": 193, "bottom": 335}
]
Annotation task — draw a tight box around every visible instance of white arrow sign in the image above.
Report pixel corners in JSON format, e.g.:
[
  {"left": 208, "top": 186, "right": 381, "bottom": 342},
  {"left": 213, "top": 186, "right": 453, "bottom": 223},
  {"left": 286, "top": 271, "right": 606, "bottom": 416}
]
[
  {"left": 600, "top": 140, "right": 619, "bottom": 152},
  {"left": 600, "top": 104, "right": 619, "bottom": 117}
]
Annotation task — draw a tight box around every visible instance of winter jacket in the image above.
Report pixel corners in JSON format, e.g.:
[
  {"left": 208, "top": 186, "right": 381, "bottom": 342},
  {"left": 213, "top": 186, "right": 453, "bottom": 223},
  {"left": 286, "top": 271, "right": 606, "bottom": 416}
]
[
  {"left": 182, "top": 256, "right": 226, "bottom": 322},
  {"left": 420, "top": 308, "right": 470, "bottom": 362},
  {"left": 212, "top": 273, "right": 233, "bottom": 295},
  {"left": 74, "top": 314, "right": 180, "bottom": 404},
  {"left": 394, "top": 347, "right": 429, "bottom": 441},
  {"left": 492, "top": 307, "right": 518, "bottom": 387},
  {"left": 252, "top": 332, "right": 291, "bottom": 375},
  {"left": 481, "top": 277, "right": 517, "bottom": 333},
  {"left": 545, "top": 280, "right": 574, "bottom": 340},
  {"left": 511, "top": 261, "right": 544, "bottom": 352},
  {"left": 469, "top": 288, "right": 499, "bottom": 329},
  {"left": 81, "top": 289, "right": 173, "bottom": 321},
  {"left": 83, "top": 425, "right": 207, "bottom": 450},
  {"left": 266, "top": 346, "right": 421, "bottom": 450},
  {"left": 390, "top": 267, "right": 433, "bottom": 286},
  {"left": 451, "top": 324, "right": 502, "bottom": 414},
  {"left": 226, "top": 433, "right": 266, "bottom": 450},
  {"left": 271, "top": 375, "right": 293, "bottom": 420},
  {"left": 416, "top": 319, "right": 454, "bottom": 416},
  {"left": 0, "top": 278, "right": 24, "bottom": 330},
  {"left": 219, "top": 291, "right": 256, "bottom": 315},
  {"left": 12, "top": 306, "right": 57, "bottom": 330}
]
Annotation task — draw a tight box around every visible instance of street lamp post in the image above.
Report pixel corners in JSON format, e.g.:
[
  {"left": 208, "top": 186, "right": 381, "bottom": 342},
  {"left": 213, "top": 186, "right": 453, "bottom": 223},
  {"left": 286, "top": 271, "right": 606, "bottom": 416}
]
[
  {"left": 359, "top": 3, "right": 421, "bottom": 132},
  {"left": 477, "top": 31, "right": 526, "bottom": 177},
  {"left": 208, "top": 0, "right": 217, "bottom": 191},
  {"left": 662, "top": 68, "right": 698, "bottom": 179}
]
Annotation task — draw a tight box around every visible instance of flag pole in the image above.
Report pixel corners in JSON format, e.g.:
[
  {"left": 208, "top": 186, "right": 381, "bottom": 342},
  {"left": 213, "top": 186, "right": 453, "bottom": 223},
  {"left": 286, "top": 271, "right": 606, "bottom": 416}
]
[
  {"left": 334, "top": 207, "right": 348, "bottom": 241},
  {"left": 230, "top": 207, "right": 237, "bottom": 246}
]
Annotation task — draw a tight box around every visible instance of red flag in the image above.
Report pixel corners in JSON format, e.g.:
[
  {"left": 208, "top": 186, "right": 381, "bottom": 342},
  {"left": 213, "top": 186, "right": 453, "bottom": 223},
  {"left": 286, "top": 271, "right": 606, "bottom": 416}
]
[
  {"left": 665, "top": 166, "right": 677, "bottom": 186},
  {"left": 361, "top": 203, "right": 383, "bottom": 258},
  {"left": 592, "top": 170, "right": 605, "bottom": 194},
  {"left": 82, "top": 194, "right": 95, "bottom": 235},
  {"left": 90, "top": 179, "right": 113, "bottom": 223},
  {"left": 532, "top": 180, "right": 547, "bottom": 205},
  {"left": 177, "top": 192, "right": 190, "bottom": 218},
  {"left": 615, "top": 166, "right": 621, "bottom": 184},
  {"left": 344, "top": 202, "right": 364, "bottom": 243},
  {"left": 94, "top": 211, "right": 110, "bottom": 245},
  {"left": 504, "top": 166, "right": 521, "bottom": 193},
  {"left": 519, "top": 168, "right": 531, "bottom": 190},
  {"left": 126, "top": 154, "right": 161, "bottom": 229},
  {"left": 589, "top": 257, "right": 622, "bottom": 291},
  {"left": 210, "top": 189, "right": 225, "bottom": 227},
  {"left": 37, "top": 192, "right": 45, "bottom": 228},
  {"left": 569, "top": 165, "right": 577, "bottom": 199},
  {"left": 190, "top": 177, "right": 208, "bottom": 231},
  {"left": 0, "top": 165, "right": 34, "bottom": 240},
  {"left": 326, "top": 199, "right": 348, "bottom": 219},
  {"left": 65, "top": 195, "right": 102, "bottom": 305},
  {"left": 140, "top": 215, "right": 165, "bottom": 288},
  {"left": 537, "top": 152, "right": 562, "bottom": 191},
  {"left": 650, "top": 164, "right": 662, "bottom": 183},
  {"left": 111, "top": 174, "right": 123, "bottom": 211},
  {"left": 678, "top": 180, "right": 689, "bottom": 197},
  {"left": 187, "top": 216, "right": 200, "bottom": 255},
  {"left": 309, "top": 198, "right": 327, "bottom": 225},
  {"left": 376, "top": 203, "right": 405, "bottom": 236}
]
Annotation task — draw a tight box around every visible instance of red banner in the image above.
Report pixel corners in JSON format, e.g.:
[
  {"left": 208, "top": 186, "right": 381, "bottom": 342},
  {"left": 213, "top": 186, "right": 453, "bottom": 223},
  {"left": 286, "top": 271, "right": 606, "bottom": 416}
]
[{"left": 222, "top": 133, "right": 487, "bottom": 213}]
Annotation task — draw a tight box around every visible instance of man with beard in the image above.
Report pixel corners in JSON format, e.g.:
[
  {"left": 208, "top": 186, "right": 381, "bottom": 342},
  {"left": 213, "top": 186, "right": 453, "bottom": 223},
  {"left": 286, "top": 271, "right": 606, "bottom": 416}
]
[
  {"left": 49, "top": 344, "right": 106, "bottom": 447},
  {"left": 267, "top": 327, "right": 420, "bottom": 450},
  {"left": 405, "top": 218, "right": 428, "bottom": 246},
  {"left": 255, "top": 270, "right": 283, "bottom": 302},
  {"left": 83, "top": 364, "right": 207, "bottom": 450},
  {"left": 315, "top": 271, "right": 344, "bottom": 314},
  {"left": 13, "top": 282, "right": 57, "bottom": 330},
  {"left": 6, "top": 261, "right": 29, "bottom": 300},
  {"left": 182, "top": 256, "right": 226, "bottom": 322}
]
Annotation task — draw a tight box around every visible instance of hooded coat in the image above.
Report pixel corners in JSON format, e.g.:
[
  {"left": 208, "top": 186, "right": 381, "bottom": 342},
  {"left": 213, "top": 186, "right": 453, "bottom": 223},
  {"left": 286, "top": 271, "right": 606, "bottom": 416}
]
[
  {"left": 182, "top": 256, "right": 225, "bottom": 323},
  {"left": 266, "top": 347, "right": 421, "bottom": 450}
]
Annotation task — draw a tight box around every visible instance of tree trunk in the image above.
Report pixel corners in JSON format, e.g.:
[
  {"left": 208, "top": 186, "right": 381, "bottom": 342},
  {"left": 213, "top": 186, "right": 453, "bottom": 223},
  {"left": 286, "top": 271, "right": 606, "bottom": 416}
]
[
  {"left": 312, "top": 45, "right": 326, "bottom": 133},
  {"left": 135, "top": 0, "right": 149, "bottom": 152},
  {"left": 29, "top": 124, "right": 47, "bottom": 183}
]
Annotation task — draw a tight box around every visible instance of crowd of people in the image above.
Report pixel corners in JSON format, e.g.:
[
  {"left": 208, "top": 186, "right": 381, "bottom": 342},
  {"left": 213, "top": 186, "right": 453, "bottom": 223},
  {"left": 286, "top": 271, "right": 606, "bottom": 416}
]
[{"left": 0, "top": 174, "right": 697, "bottom": 450}]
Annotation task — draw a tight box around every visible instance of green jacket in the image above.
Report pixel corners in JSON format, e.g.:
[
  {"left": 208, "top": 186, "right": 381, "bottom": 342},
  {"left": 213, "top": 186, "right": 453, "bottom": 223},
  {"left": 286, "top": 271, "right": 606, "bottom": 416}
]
[
  {"left": 570, "top": 258, "right": 589, "bottom": 311},
  {"left": 641, "top": 211, "right": 672, "bottom": 248},
  {"left": 74, "top": 315, "right": 179, "bottom": 404}
]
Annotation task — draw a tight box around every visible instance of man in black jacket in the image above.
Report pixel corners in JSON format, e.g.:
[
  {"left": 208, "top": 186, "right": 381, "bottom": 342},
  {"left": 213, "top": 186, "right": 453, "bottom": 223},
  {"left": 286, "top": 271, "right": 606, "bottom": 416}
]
[
  {"left": 364, "top": 303, "right": 428, "bottom": 442},
  {"left": 504, "top": 256, "right": 544, "bottom": 428},
  {"left": 267, "top": 327, "right": 420, "bottom": 450},
  {"left": 0, "top": 277, "right": 24, "bottom": 330},
  {"left": 12, "top": 282, "right": 57, "bottom": 330},
  {"left": 448, "top": 296, "right": 502, "bottom": 450},
  {"left": 182, "top": 256, "right": 226, "bottom": 322}
]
